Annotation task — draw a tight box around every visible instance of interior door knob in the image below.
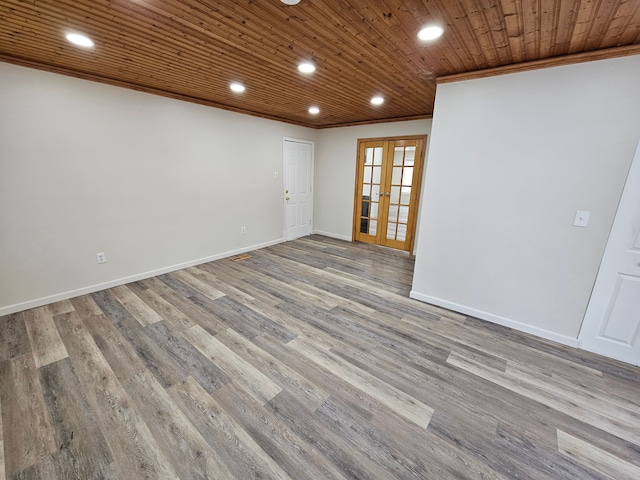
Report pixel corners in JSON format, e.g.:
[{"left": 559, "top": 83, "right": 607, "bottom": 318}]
[{"left": 286, "top": 196, "right": 290, "bottom": 201}]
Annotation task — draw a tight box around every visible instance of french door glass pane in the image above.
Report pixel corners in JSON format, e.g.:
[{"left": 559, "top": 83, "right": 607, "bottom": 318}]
[
  {"left": 370, "top": 202, "right": 379, "bottom": 220},
  {"left": 360, "top": 200, "right": 370, "bottom": 234},
  {"left": 397, "top": 223, "right": 407, "bottom": 241},
  {"left": 387, "top": 222, "right": 397, "bottom": 239},
  {"left": 372, "top": 166, "right": 382, "bottom": 184},
  {"left": 393, "top": 147, "right": 404, "bottom": 166},
  {"left": 388, "top": 205, "right": 398, "bottom": 222},
  {"left": 404, "top": 146, "right": 416, "bottom": 165},
  {"left": 370, "top": 219, "right": 377, "bottom": 235},
  {"left": 390, "top": 186, "right": 400, "bottom": 204},
  {"left": 400, "top": 186, "right": 411, "bottom": 205},
  {"left": 373, "top": 147, "right": 384, "bottom": 165},
  {"left": 392, "top": 166, "right": 402, "bottom": 185},
  {"left": 399, "top": 205, "right": 409, "bottom": 223},
  {"left": 364, "top": 166, "right": 372, "bottom": 183},
  {"left": 365, "top": 148, "right": 374, "bottom": 165},
  {"left": 402, "top": 167, "right": 413, "bottom": 186}
]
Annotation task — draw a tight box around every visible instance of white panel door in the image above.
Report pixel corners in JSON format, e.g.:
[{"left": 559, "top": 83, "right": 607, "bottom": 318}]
[
  {"left": 579, "top": 139, "right": 640, "bottom": 366},
  {"left": 284, "top": 139, "right": 313, "bottom": 241}
]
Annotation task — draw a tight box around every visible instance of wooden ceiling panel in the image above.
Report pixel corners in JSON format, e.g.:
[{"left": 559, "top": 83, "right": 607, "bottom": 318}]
[{"left": 0, "top": 0, "right": 638, "bottom": 128}]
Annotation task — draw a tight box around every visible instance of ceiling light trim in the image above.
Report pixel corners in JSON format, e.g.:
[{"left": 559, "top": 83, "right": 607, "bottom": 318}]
[
  {"left": 297, "top": 62, "right": 316, "bottom": 74},
  {"left": 65, "top": 33, "right": 94, "bottom": 48},
  {"left": 417, "top": 26, "right": 444, "bottom": 41}
]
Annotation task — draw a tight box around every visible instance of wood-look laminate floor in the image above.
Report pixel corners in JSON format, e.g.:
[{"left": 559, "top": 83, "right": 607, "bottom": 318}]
[{"left": 1, "top": 235, "right": 640, "bottom": 480}]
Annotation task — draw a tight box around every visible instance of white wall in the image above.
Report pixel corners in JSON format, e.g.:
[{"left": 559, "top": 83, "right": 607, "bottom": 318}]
[
  {"left": 314, "top": 120, "right": 432, "bottom": 240},
  {"left": 0, "top": 62, "right": 316, "bottom": 315},
  {"left": 411, "top": 55, "right": 640, "bottom": 344}
]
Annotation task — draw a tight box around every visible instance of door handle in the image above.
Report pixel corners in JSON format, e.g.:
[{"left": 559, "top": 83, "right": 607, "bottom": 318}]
[{"left": 285, "top": 196, "right": 290, "bottom": 201}]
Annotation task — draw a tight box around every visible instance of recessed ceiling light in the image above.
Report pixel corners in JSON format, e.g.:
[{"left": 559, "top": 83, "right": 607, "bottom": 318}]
[
  {"left": 65, "top": 33, "right": 94, "bottom": 48},
  {"left": 418, "top": 26, "right": 444, "bottom": 41},
  {"left": 230, "top": 82, "right": 245, "bottom": 93},
  {"left": 298, "top": 62, "right": 316, "bottom": 74},
  {"left": 281, "top": 0, "right": 301, "bottom": 4},
  {"left": 309, "top": 106, "right": 320, "bottom": 114},
  {"left": 371, "top": 96, "right": 384, "bottom": 106}
]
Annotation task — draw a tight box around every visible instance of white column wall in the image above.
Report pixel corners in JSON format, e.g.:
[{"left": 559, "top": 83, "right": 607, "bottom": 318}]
[{"left": 411, "top": 55, "right": 640, "bottom": 344}]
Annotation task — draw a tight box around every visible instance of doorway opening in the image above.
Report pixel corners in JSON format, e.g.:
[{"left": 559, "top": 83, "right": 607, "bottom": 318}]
[{"left": 353, "top": 136, "right": 426, "bottom": 252}]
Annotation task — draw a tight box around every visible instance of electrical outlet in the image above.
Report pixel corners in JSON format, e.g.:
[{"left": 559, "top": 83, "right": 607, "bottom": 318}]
[
  {"left": 96, "top": 252, "right": 106, "bottom": 264},
  {"left": 241, "top": 226, "right": 246, "bottom": 235}
]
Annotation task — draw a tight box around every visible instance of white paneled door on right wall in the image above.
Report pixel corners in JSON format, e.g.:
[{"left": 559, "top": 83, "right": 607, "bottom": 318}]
[{"left": 579, "top": 139, "right": 640, "bottom": 366}]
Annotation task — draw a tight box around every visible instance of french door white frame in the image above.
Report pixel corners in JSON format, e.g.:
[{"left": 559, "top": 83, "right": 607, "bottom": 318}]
[{"left": 282, "top": 137, "right": 314, "bottom": 241}]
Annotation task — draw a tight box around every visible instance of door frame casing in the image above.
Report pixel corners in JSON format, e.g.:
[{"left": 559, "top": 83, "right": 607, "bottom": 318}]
[
  {"left": 283, "top": 137, "right": 315, "bottom": 241},
  {"left": 352, "top": 135, "right": 427, "bottom": 253}
]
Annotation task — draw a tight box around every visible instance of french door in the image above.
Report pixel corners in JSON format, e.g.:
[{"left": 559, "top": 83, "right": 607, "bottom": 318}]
[{"left": 353, "top": 136, "right": 426, "bottom": 252}]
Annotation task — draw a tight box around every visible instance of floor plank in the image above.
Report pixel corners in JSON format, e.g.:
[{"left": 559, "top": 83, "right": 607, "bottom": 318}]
[
  {"left": 53, "top": 311, "right": 179, "bottom": 479},
  {"left": 22, "top": 307, "right": 68, "bottom": 369},
  {"left": 0, "top": 391, "right": 4, "bottom": 480},
  {"left": 0, "top": 354, "right": 57, "bottom": 477},
  {"left": 0, "top": 313, "right": 31, "bottom": 362},
  {"left": 1, "top": 235, "right": 639, "bottom": 479},
  {"left": 266, "top": 389, "right": 394, "bottom": 480},
  {"left": 35, "top": 359, "right": 113, "bottom": 478},
  {"left": 216, "top": 327, "right": 330, "bottom": 410},
  {"left": 182, "top": 324, "right": 282, "bottom": 405},
  {"left": 447, "top": 350, "right": 640, "bottom": 445},
  {"left": 110, "top": 285, "right": 164, "bottom": 326},
  {"left": 557, "top": 429, "right": 640, "bottom": 479},
  {"left": 287, "top": 335, "right": 434, "bottom": 429},
  {"left": 169, "top": 377, "right": 289, "bottom": 480}
]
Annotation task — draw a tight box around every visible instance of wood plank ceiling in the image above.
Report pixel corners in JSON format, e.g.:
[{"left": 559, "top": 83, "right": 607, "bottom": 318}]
[{"left": 1, "top": 0, "right": 639, "bottom": 128}]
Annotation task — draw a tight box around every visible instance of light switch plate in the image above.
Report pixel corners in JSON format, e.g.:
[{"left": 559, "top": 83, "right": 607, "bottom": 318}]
[{"left": 573, "top": 211, "right": 590, "bottom": 227}]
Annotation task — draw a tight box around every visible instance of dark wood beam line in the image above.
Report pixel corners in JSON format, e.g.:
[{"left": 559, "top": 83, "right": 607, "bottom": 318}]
[{"left": 437, "top": 43, "right": 640, "bottom": 83}]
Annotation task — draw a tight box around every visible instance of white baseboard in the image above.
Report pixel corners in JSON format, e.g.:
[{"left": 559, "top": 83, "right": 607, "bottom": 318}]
[
  {"left": 313, "top": 230, "right": 352, "bottom": 242},
  {"left": 409, "top": 291, "right": 580, "bottom": 348},
  {"left": 0, "top": 238, "right": 285, "bottom": 317}
]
